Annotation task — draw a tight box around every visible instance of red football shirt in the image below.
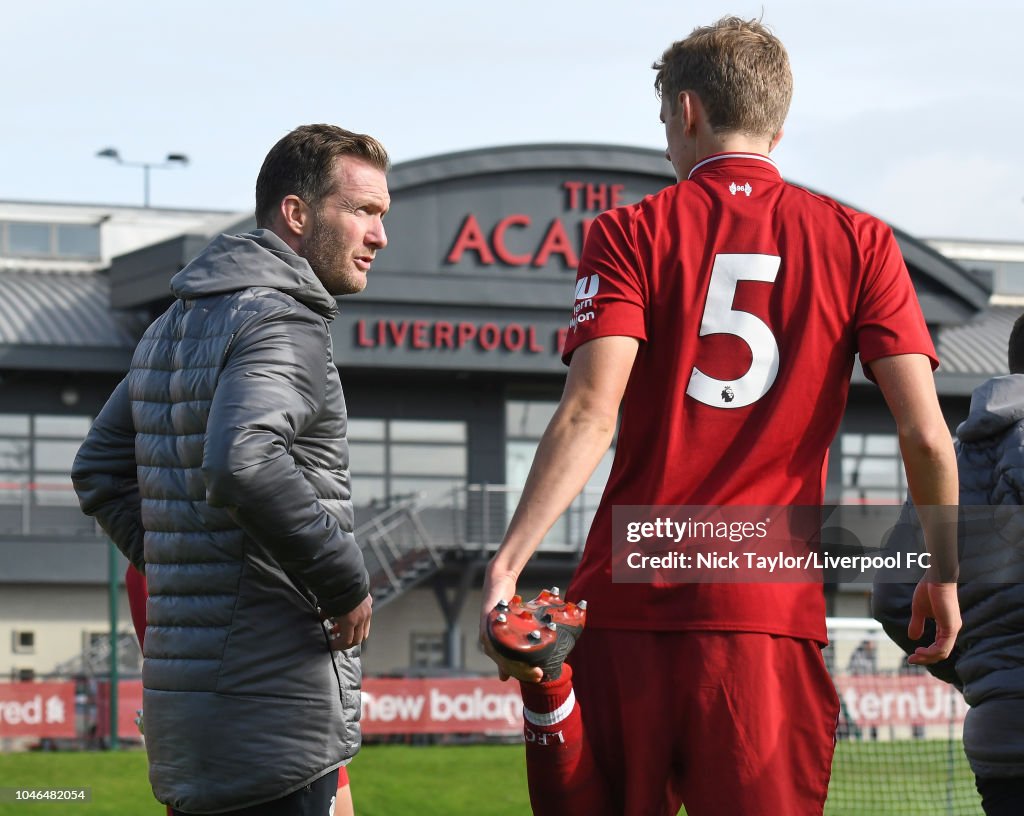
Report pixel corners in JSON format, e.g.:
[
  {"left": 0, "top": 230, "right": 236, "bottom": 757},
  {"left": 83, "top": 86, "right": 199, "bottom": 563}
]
[{"left": 563, "top": 153, "right": 937, "bottom": 641}]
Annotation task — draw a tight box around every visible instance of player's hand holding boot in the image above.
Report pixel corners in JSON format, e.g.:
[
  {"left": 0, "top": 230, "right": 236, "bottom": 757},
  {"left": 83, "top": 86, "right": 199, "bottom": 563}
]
[{"left": 482, "top": 587, "right": 586, "bottom": 684}]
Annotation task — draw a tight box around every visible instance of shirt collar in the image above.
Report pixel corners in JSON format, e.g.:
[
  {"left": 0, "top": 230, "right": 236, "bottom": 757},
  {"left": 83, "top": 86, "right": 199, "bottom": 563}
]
[{"left": 687, "top": 152, "right": 780, "bottom": 180}]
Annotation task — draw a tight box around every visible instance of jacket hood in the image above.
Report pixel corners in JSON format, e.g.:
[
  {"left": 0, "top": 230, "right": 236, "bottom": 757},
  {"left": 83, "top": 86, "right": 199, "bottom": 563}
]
[
  {"left": 170, "top": 229, "right": 338, "bottom": 319},
  {"left": 957, "top": 374, "right": 1024, "bottom": 443}
]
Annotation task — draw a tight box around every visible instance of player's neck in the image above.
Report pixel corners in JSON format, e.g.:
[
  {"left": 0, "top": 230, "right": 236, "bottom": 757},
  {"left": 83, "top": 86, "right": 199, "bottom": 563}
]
[{"left": 696, "top": 129, "right": 774, "bottom": 163}]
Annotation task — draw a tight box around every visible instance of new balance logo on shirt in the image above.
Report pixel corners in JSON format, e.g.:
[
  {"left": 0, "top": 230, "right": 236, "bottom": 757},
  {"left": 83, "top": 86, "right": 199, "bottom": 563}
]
[{"left": 575, "top": 274, "right": 599, "bottom": 301}]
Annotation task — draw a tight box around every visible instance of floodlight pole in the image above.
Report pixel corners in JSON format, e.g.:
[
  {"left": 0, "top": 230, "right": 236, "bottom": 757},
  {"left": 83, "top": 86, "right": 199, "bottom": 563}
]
[
  {"left": 96, "top": 148, "right": 190, "bottom": 207},
  {"left": 108, "top": 537, "right": 120, "bottom": 749}
]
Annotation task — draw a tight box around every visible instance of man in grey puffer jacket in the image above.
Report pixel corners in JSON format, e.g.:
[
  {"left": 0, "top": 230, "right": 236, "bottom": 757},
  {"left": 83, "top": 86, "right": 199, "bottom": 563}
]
[
  {"left": 72, "top": 124, "right": 389, "bottom": 815},
  {"left": 874, "top": 313, "right": 1024, "bottom": 816}
]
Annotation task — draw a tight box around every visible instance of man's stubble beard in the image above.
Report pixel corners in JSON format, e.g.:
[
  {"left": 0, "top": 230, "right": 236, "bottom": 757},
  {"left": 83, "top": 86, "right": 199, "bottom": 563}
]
[{"left": 302, "top": 210, "right": 366, "bottom": 296}]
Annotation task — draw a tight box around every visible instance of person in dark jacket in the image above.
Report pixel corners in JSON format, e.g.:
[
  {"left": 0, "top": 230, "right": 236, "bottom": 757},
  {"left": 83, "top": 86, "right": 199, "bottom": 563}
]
[
  {"left": 874, "top": 312, "right": 1024, "bottom": 816},
  {"left": 72, "top": 124, "right": 389, "bottom": 816}
]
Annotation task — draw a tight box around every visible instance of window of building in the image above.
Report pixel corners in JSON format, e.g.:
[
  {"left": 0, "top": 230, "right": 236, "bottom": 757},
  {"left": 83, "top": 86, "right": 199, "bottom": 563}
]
[
  {"left": 35, "top": 416, "right": 92, "bottom": 436},
  {"left": 391, "top": 445, "right": 465, "bottom": 476},
  {"left": 56, "top": 224, "right": 102, "bottom": 259},
  {"left": 0, "top": 412, "right": 94, "bottom": 533},
  {"left": 506, "top": 399, "right": 558, "bottom": 440},
  {"left": 83, "top": 631, "right": 108, "bottom": 652},
  {"left": 840, "top": 433, "right": 907, "bottom": 504},
  {"left": 0, "top": 415, "right": 30, "bottom": 435},
  {"left": 993, "top": 261, "right": 1024, "bottom": 297},
  {"left": 349, "top": 419, "right": 385, "bottom": 440},
  {"left": 348, "top": 441, "right": 385, "bottom": 473},
  {"left": 12, "top": 630, "right": 35, "bottom": 654},
  {"left": 15, "top": 668, "right": 35, "bottom": 682},
  {"left": 505, "top": 399, "right": 616, "bottom": 548},
  {"left": 7, "top": 222, "right": 51, "bottom": 256},
  {"left": 391, "top": 420, "right": 466, "bottom": 443},
  {"left": 410, "top": 632, "right": 449, "bottom": 669},
  {"left": 0, "top": 440, "right": 31, "bottom": 475},
  {"left": 348, "top": 418, "right": 467, "bottom": 511},
  {"left": 0, "top": 221, "right": 101, "bottom": 260},
  {"left": 34, "top": 439, "right": 82, "bottom": 472}
]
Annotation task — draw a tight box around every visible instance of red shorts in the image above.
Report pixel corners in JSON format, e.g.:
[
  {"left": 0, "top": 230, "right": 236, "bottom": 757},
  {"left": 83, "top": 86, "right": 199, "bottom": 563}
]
[
  {"left": 125, "top": 565, "right": 148, "bottom": 648},
  {"left": 568, "top": 630, "right": 839, "bottom": 816}
]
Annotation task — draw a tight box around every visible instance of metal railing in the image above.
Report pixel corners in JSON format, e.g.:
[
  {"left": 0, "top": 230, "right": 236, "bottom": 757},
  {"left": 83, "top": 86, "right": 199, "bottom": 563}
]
[
  {"left": 1, "top": 478, "right": 599, "bottom": 613},
  {"left": 352, "top": 483, "right": 601, "bottom": 607},
  {"left": 0, "top": 481, "right": 99, "bottom": 537},
  {"left": 355, "top": 483, "right": 603, "bottom": 556},
  {"left": 355, "top": 493, "right": 447, "bottom": 608},
  {"left": 0, "top": 480, "right": 604, "bottom": 549},
  {"left": 456, "top": 483, "right": 604, "bottom": 554},
  {"left": 51, "top": 632, "right": 141, "bottom": 678}
]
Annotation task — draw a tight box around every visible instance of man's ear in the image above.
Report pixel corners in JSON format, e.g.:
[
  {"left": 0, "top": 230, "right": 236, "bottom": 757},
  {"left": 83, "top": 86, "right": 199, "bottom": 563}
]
[
  {"left": 769, "top": 126, "right": 785, "bottom": 152},
  {"left": 678, "top": 90, "right": 699, "bottom": 137},
  {"left": 278, "top": 195, "right": 310, "bottom": 238}
]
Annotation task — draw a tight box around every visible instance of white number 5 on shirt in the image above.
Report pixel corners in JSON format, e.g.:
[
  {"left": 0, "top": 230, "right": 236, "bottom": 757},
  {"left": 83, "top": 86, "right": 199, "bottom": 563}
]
[{"left": 686, "top": 253, "right": 781, "bottom": 409}]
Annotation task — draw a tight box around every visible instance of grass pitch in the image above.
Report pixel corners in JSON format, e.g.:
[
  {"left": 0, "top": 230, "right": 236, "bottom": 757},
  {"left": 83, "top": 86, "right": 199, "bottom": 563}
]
[
  {"left": 0, "top": 745, "right": 530, "bottom": 816},
  {"left": 825, "top": 739, "right": 982, "bottom": 815},
  {"left": 0, "top": 740, "right": 983, "bottom": 815}
]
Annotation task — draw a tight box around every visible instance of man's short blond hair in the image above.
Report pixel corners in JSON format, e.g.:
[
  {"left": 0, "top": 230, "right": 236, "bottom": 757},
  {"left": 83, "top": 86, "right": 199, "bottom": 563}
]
[{"left": 653, "top": 16, "right": 792, "bottom": 140}]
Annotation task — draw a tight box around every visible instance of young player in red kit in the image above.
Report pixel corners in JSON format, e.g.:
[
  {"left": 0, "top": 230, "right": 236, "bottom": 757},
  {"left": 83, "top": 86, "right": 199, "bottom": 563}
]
[{"left": 481, "top": 16, "right": 961, "bottom": 816}]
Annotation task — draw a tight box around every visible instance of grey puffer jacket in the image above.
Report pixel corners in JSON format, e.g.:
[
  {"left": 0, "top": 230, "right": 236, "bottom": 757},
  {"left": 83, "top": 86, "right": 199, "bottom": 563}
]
[
  {"left": 874, "top": 373, "right": 1024, "bottom": 779},
  {"left": 952, "top": 374, "right": 1024, "bottom": 779},
  {"left": 73, "top": 229, "right": 369, "bottom": 813}
]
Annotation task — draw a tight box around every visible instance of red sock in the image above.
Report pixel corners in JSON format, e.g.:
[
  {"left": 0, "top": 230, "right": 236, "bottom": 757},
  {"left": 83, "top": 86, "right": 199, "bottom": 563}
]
[{"left": 519, "top": 664, "right": 610, "bottom": 816}]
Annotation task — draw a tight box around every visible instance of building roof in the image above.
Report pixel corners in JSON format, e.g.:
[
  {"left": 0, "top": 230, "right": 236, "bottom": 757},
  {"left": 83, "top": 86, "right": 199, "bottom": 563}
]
[
  {"left": 0, "top": 199, "right": 243, "bottom": 271},
  {"left": 0, "top": 538, "right": 117, "bottom": 585},
  {"left": 0, "top": 269, "right": 145, "bottom": 371},
  {"left": 387, "top": 142, "right": 674, "bottom": 190},
  {"left": 386, "top": 144, "right": 989, "bottom": 326},
  {"left": 0, "top": 145, "right": 1007, "bottom": 388},
  {"left": 936, "top": 304, "right": 1017, "bottom": 377},
  {"left": 166, "top": 146, "right": 985, "bottom": 318}
]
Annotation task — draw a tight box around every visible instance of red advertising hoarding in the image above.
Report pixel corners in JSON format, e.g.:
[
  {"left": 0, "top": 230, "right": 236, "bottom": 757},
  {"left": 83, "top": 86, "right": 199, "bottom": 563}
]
[
  {"left": 0, "top": 682, "right": 76, "bottom": 739},
  {"left": 833, "top": 673, "right": 968, "bottom": 728},
  {"left": 88, "top": 677, "right": 525, "bottom": 738},
  {"left": 95, "top": 679, "right": 145, "bottom": 739},
  {"left": 361, "top": 677, "right": 522, "bottom": 735},
  {"left": 2, "top": 674, "right": 965, "bottom": 740}
]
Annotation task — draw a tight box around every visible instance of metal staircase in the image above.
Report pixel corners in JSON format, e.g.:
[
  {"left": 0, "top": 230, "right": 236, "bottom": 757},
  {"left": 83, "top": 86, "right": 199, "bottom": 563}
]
[
  {"left": 356, "top": 492, "right": 450, "bottom": 610},
  {"left": 51, "top": 632, "right": 141, "bottom": 677},
  {"left": 354, "top": 482, "right": 599, "bottom": 609}
]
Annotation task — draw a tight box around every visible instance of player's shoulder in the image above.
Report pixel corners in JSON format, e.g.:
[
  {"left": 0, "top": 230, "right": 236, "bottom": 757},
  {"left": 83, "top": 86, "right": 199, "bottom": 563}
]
[
  {"left": 590, "top": 181, "right": 690, "bottom": 236},
  {"left": 583, "top": 193, "right": 654, "bottom": 249},
  {"left": 782, "top": 181, "right": 896, "bottom": 244},
  {"left": 593, "top": 191, "right": 655, "bottom": 227},
  {"left": 640, "top": 178, "right": 697, "bottom": 213}
]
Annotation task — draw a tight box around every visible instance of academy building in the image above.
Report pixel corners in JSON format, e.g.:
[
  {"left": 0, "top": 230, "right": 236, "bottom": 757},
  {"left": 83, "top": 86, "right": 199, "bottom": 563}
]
[{"left": 0, "top": 144, "right": 1017, "bottom": 679}]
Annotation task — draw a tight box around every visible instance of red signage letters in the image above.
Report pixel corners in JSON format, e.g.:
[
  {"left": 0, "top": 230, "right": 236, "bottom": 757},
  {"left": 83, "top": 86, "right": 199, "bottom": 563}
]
[
  {"left": 446, "top": 180, "right": 626, "bottom": 269},
  {"left": 357, "top": 320, "right": 569, "bottom": 355}
]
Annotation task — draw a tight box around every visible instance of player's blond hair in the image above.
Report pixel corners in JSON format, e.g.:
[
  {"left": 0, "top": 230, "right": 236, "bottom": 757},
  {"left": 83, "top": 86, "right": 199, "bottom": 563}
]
[{"left": 653, "top": 16, "right": 792, "bottom": 140}]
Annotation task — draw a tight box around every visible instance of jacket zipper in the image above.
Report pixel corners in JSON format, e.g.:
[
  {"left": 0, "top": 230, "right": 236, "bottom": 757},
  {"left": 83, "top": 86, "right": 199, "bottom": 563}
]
[{"left": 220, "top": 331, "right": 238, "bottom": 367}]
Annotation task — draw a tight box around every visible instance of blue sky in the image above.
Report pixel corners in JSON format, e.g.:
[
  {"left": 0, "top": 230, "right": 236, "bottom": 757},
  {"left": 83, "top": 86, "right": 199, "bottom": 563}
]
[{"left": 5, "top": 0, "right": 1022, "bottom": 240}]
